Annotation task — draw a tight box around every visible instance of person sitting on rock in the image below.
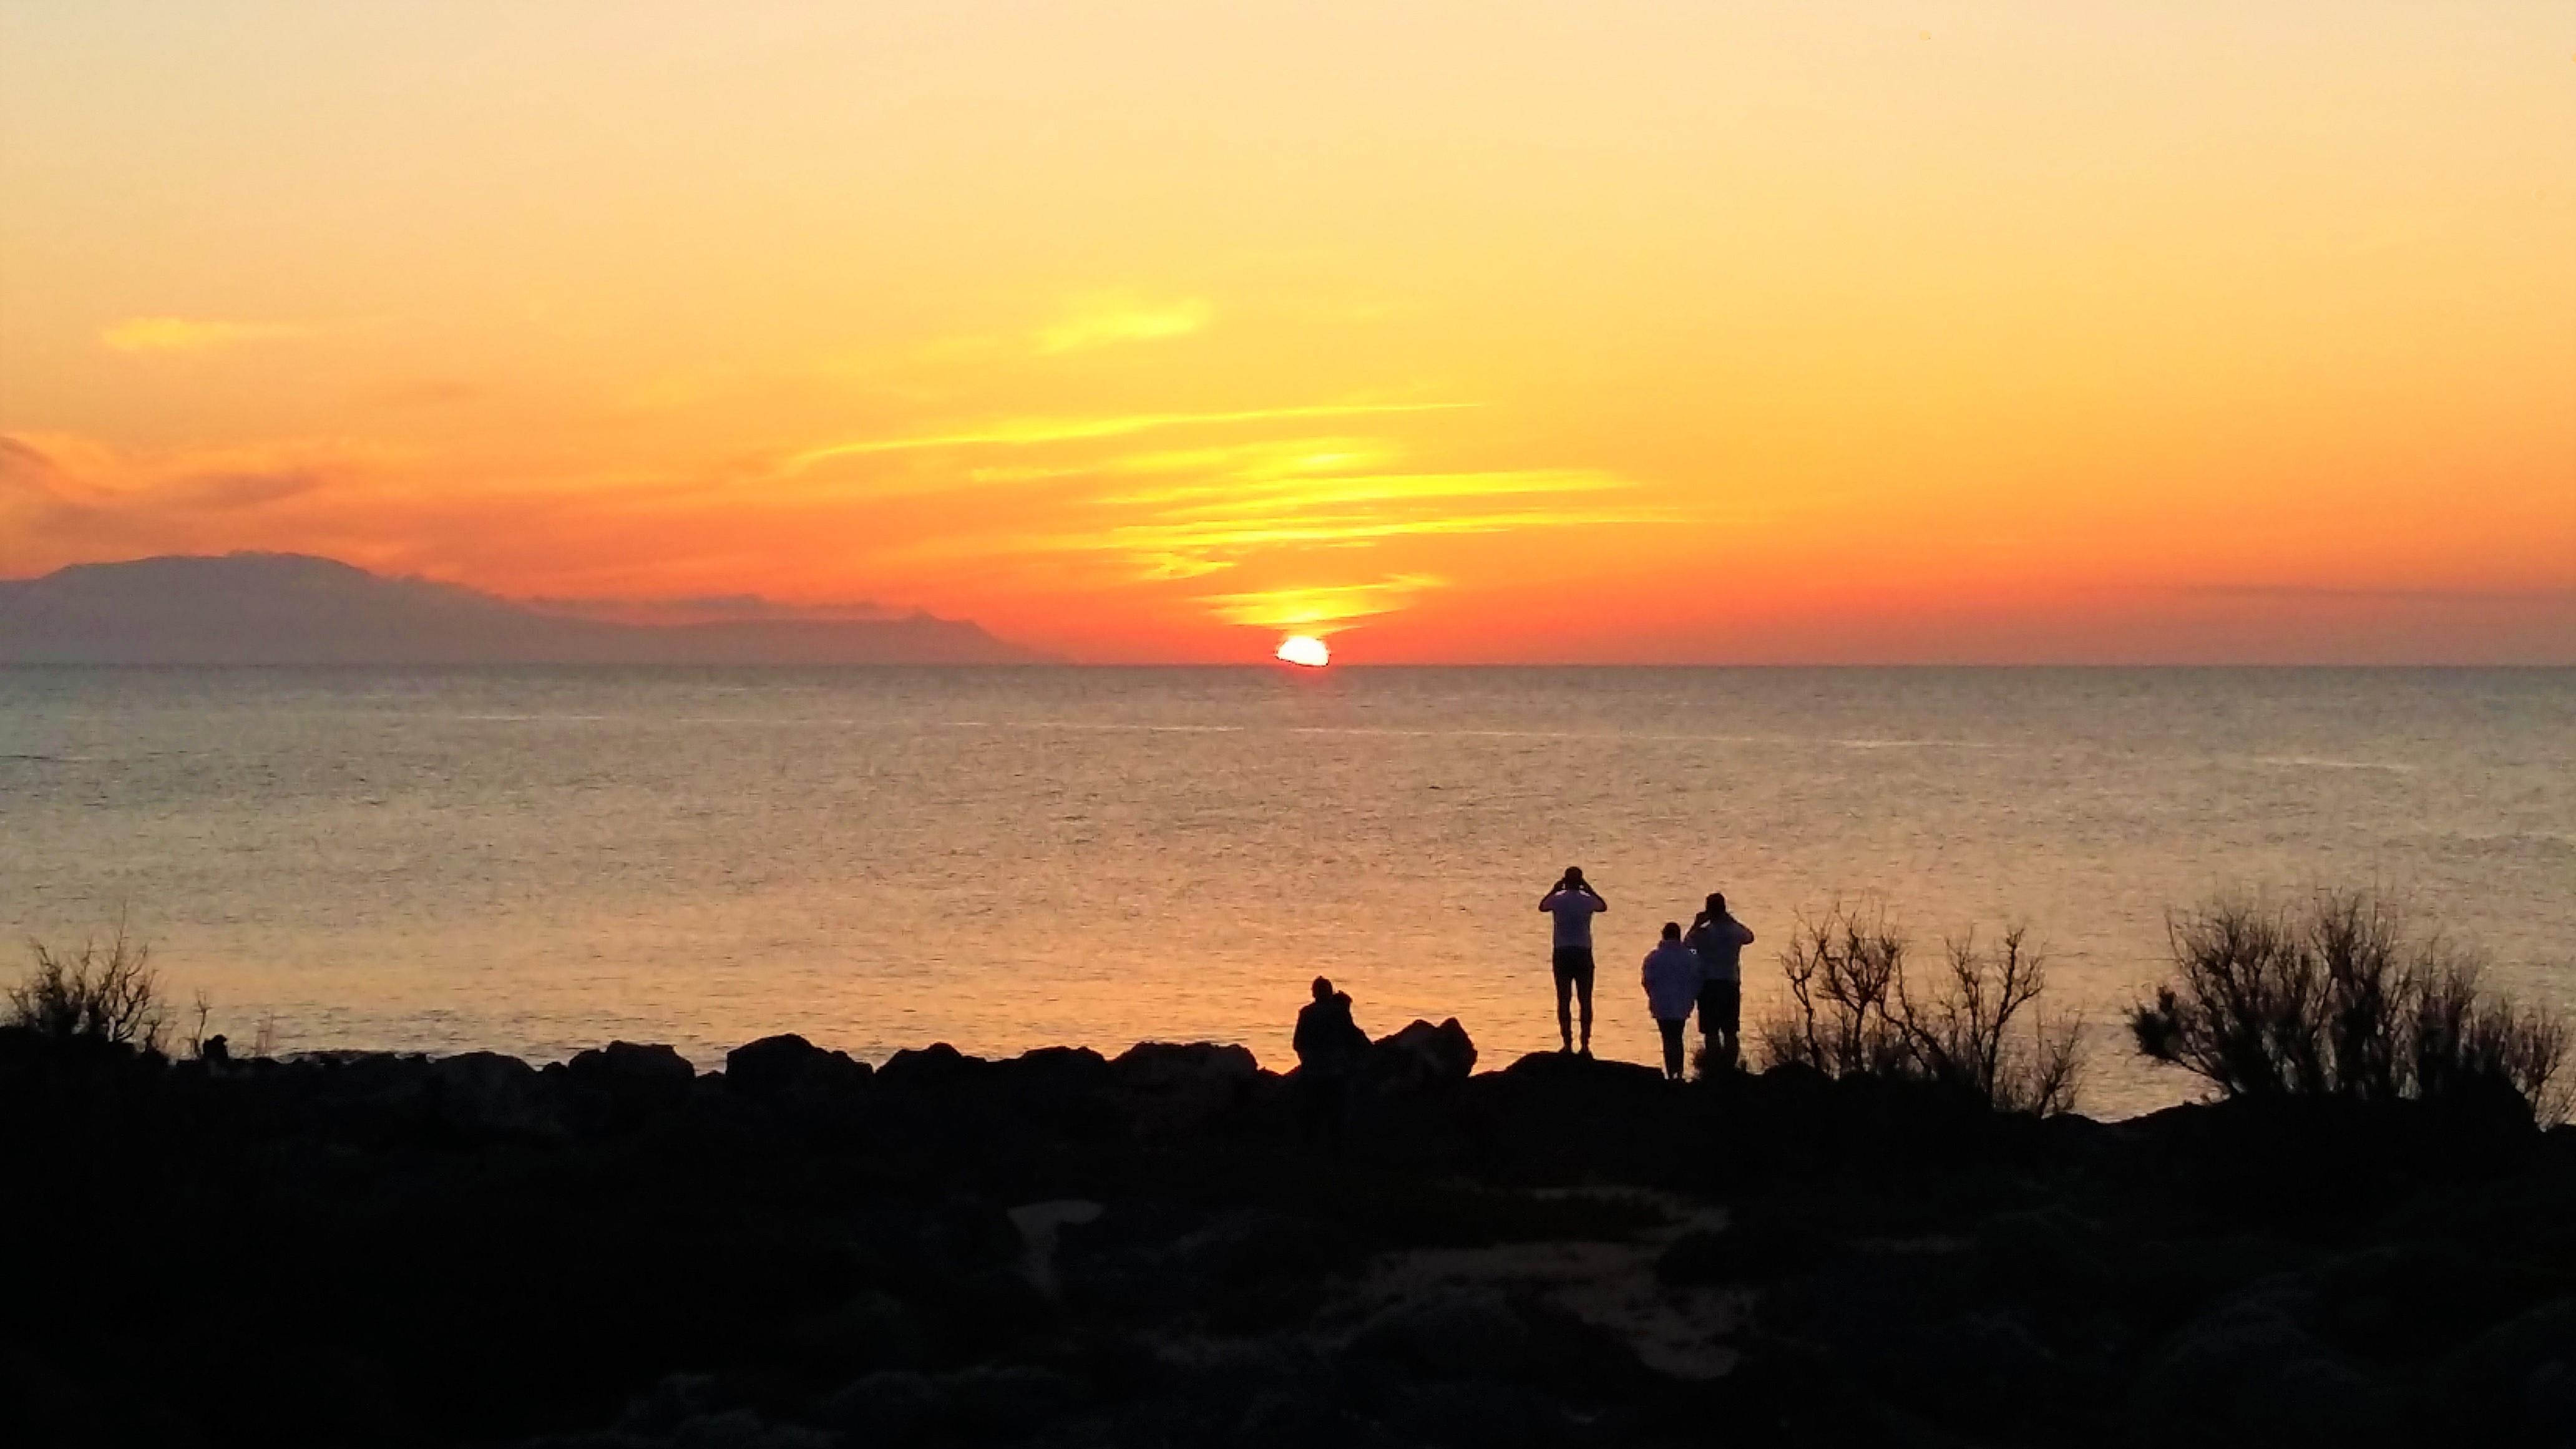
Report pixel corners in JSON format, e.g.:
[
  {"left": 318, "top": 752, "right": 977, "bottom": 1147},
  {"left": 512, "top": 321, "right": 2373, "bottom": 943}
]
[
  {"left": 1642, "top": 922, "right": 1705, "bottom": 1082},
  {"left": 1294, "top": 977, "right": 1371, "bottom": 1141},
  {"left": 1294, "top": 977, "right": 1370, "bottom": 1076}
]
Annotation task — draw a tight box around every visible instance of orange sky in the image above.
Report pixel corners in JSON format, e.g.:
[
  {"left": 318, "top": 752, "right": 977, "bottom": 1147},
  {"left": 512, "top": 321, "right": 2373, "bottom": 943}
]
[{"left": 2, "top": 2, "right": 2570, "bottom": 661}]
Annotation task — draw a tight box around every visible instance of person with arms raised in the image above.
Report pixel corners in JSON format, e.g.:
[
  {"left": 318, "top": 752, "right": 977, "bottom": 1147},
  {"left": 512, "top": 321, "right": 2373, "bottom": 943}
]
[
  {"left": 1685, "top": 892, "right": 1757, "bottom": 1073},
  {"left": 1539, "top": 867, "right": 1609, "bottom": 1055}
]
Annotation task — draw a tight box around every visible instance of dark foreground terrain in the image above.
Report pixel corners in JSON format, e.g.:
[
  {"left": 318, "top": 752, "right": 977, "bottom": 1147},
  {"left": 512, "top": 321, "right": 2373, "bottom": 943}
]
[{"left": 6, "top": 1021, "right": 2575, "bottom": 1448}]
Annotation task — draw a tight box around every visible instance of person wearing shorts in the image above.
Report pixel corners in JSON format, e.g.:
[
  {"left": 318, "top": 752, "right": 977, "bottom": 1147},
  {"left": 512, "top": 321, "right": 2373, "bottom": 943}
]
[
  {"left": 1685, "top": 891, "right": 1755, "bottom": 1071},
  {"left": 1539, "top": 867, "right": 1609, "bottom": 1055}
]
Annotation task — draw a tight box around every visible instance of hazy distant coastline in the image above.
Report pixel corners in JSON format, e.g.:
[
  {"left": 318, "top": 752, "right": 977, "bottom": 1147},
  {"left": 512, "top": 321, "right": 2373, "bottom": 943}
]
[{"left": 0, "top": 553, "right": 1052, "bottom": 665}]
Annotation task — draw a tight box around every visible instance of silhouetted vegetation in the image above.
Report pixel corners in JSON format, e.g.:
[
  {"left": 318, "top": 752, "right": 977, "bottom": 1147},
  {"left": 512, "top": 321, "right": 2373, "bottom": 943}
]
[
  {"left": 1755, "top": 902, "right": 2084, "bottom": 1115},
  {"left": 2130, "top": 890, "right": 2572, "bottom": 1124},
  {"left": 6, "top": 925, "right": 168, "bottom": 1052}
]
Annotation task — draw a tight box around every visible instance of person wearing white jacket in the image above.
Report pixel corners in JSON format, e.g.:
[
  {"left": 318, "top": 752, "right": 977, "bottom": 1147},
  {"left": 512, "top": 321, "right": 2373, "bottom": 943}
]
[{"left": 1641, "top": 922, "right": 1705, "bottom": 1081}]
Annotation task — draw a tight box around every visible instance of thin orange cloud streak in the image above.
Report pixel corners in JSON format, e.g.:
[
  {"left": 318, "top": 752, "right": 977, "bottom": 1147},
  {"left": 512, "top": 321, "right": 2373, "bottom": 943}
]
[
  {"left": 782, "top": 403, "right": 1478, "bottom": 472},
  {"left": 1199, "top": 575, "right": 1444, "bottom": 631}
]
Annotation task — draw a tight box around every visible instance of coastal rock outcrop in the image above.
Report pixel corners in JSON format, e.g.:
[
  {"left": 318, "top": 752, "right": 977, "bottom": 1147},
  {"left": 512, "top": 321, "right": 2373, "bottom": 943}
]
[
  {"left": 1106, "top": 1040, "right": 1262, "bottom": 1130},
  {"left": 429, "top": 1050, "right": 568, "bottom": 1139},
  {"left": 10, "top": 1024, "right": 2576, "bottom": 1449},
  {"left": 723, "top": 1033, "right": 870, "bottom": 1101},
  {"left": 1367, "top": 1018, "right": 1478, "bottom": 1095},
  {"left": 564, "top": 1040, "right": 696, "bottom": 1119}
]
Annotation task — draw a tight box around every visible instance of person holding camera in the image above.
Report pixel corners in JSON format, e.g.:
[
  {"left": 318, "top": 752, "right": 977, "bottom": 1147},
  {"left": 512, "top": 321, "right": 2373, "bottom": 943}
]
[
  {"left": 1538, "top": 866, "right": 1609, "bottom": 1055},
  {"left": 1684, "top": 891, "right": 1757, "bottom": 1072}
]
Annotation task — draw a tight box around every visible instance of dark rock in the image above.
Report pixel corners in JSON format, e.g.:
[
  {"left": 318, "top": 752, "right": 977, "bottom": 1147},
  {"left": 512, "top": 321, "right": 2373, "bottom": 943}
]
[
  {"left": 1380, "top": 1380, "right": 1571, "bottom": 1449},
  {"left": 723, "top": 1033, "right": 870, "bottom": 1101},
  {"left": 938, "top": 1364, "right": 1087, "bottom": 1437},
  {"left": 2130, "top": 1279, "right": 2399, "bottom": 1448},
  {"left": 615, "top": 1372, "right": 720, "bottom": 1433},
  {"left": 427, "top": 1051, "right": 566, "bottom": 1139},
  {"left": 786, "top": 1289, "right": 922, "bottom": 1374},
  {"left": 1008, "top": 1044, "right": 1112, "bottom": 1091},
  {"left": 1108, "top": 1041, "right": 1262, "bottom": 1129},
  {"left": 1366, "top": 1018, "right": 1478, "bottom": 1095},
  {"left": 670, "top": 1412, "right": 832, "bottom": 1449},
  {"left": 1232, "top": 1390, "right": 1391, "bottom": 1449},
  {"left": 2428, "top": 1298, "right": 2576, "bottom": 1443},
  {"left": 1346, "top": 1288, "right": 1538, "bottom": 1382},
  {"left": 1974, "top": 1207, "right": 2114, "bottom": 1314},
  {"left": 814, "top": 1369, "right": 947, "bottom": 1443},
  {"left": 1659, "top": 1201, "right": 1844, "bottom": 1286},
  {"left": 876, "top": 1041, "right": 984, "bottom": 1090},
  {"left": 565, "top": 1042, "right": 696, "bottom": 1118},
  {"left": 1492, "top": 1048, "right": 1664, "bottom": 1093}
]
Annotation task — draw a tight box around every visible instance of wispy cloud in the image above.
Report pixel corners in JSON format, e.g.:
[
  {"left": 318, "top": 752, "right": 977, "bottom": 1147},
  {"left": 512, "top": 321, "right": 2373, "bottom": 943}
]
[
  {"left": 783, "top": 402, "right": 1473, "bottom": 473},
  {"left": 959, "top": 446, "right": 1680, "bottom": 630},
  {"left": 1101, "top": 468, "right": 1629, "bottom": 515},
  {"left": 967, "top": 437, "right": 1396, "bottom": 485},
  {"left": 1034, "top": 296, "right": 1211, "bottom": 354},
  {"left": 1046, "top": 502, "right": 1682, "bottom": 559},
  {"left": 1198, "top": 575, "right": 1445, "bottom": 631},
  {"left": 99, "top": 317, "right": 308, "bottom": 354}
]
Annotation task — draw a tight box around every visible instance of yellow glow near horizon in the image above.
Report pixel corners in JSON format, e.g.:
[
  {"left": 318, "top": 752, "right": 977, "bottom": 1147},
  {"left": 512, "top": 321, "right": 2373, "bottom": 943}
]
[{"left": 1, "top": 2, "right": 2570, "bottom": 661}]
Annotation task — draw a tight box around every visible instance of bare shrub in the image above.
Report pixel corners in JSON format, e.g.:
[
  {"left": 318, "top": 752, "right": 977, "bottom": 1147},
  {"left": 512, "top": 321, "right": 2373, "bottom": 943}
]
[
  {"left": 183, "top": 990, "right": 215, "bottom": 1059},
  {"left": 2129, "top": 890, "right": 2572, "bottom": 1125},
  {"left": 1756, "top": 902, "right": 2084, "bottom": 1115},
  {"left": 1758, "top": 903, "right": 1908, "bottom": 1080},
  {"left": 7, "top": 925, "right": 170, "bottom": 1052},
  {"left": 1898, "top": 928, "right": 2086, "bottom": 1117}
]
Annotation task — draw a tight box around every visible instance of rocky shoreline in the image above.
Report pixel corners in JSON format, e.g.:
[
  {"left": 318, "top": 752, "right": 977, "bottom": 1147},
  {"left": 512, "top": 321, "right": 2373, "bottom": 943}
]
[{"left": 6, "top": 1020, "right": 2574, "bottom": 1448}]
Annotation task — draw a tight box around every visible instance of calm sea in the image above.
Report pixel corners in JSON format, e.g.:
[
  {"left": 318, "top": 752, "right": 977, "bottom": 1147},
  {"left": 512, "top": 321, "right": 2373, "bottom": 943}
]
[{"left": 3, "top": 666, "right": 2570, "bottom": 1117}]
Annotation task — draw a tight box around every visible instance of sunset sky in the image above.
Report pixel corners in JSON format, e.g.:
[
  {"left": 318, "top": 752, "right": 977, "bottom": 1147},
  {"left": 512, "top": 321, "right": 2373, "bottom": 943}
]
[{"left": 2, "top": 1, "right": 2570, "bottom": 662}]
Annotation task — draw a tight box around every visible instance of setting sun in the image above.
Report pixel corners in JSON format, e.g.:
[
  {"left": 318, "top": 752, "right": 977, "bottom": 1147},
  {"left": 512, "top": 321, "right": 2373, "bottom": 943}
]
[{"left": 1275, "top": 635, "right": 1330, "bottom": 668}]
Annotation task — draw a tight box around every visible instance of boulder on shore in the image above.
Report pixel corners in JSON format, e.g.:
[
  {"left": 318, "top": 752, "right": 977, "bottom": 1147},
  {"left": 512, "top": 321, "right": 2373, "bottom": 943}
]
[
  {"left": 1366, "top": 1018, "right": 1478, "bottom": 1095},
  {"left": 564, "top": 1041, "right": 697, "bottom": 1118},
  {"left": 724, "top": 1033, "right": 871, "bottom": 1101}
]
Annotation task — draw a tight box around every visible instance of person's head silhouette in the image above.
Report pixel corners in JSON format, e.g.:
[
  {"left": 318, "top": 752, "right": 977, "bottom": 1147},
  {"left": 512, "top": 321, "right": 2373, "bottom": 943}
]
[
  {"left": 1312, "top": 976, "right": 1335, "bottom": 1002},
  {"left": 1706, "top": 892, "right": 1727, "bottom": 917},
  {"left": 1662, "top": 921, "right": 1682, "bottom": 942}
]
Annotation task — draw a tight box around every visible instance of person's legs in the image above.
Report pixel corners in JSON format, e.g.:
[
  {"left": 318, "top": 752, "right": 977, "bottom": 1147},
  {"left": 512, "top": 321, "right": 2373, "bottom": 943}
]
[
  {"left": 1657, "top": 1018, "right": 1686, "bottom": 1080},
  {"left": 1571, "top": 955, "right": 1594, "bottom": 1053},
  {"left": 1551, "top": 950, "right": 1576, "bottom": 1051},
  {"left": 1713, "top": 980, "right": 1742, "bottom": 1071}
]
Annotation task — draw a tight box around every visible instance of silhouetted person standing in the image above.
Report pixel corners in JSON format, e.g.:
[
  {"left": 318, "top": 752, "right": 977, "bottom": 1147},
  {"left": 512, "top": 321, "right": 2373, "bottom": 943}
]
[
  {"left": 1685, "top": 892, "right": 1756, "bottom": 1072},
  {"left": 1642, "top": 921, "right": 1704, "bottom": 1081},
  {"left": 1539, "top": 867, "right": 1608, "bottom": 1055},
  {"left": 1294, "top": 977, "right": 1370, "bottom": 1141}
]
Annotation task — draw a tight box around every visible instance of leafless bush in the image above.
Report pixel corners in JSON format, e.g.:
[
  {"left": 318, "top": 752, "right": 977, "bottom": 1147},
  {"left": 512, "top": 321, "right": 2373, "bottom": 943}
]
[
  {"left": 1759, "top": 903, "right": 1910, "bottom": 1079},
  {"left": 1756, "top": 902, "right": 2084, "bottom": 1115},
  {"left": 7, "top": 926, "right": 170, "bottom": 1053},
  {"left": 183, "top": 990, "right": 215, "bottom": 1059},
  {"left": 2129, "top": 890, "right": 2571, "bottom": 1125},
  {"left": 1899, "top": 928, "right": 2086, "bottom": 1116}
]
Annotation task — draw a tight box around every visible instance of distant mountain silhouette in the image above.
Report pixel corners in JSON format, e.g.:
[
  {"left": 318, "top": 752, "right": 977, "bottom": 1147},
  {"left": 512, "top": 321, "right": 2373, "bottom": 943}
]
[{"left": 0, "top": 554, "right": 1053, "bottom": 664}]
